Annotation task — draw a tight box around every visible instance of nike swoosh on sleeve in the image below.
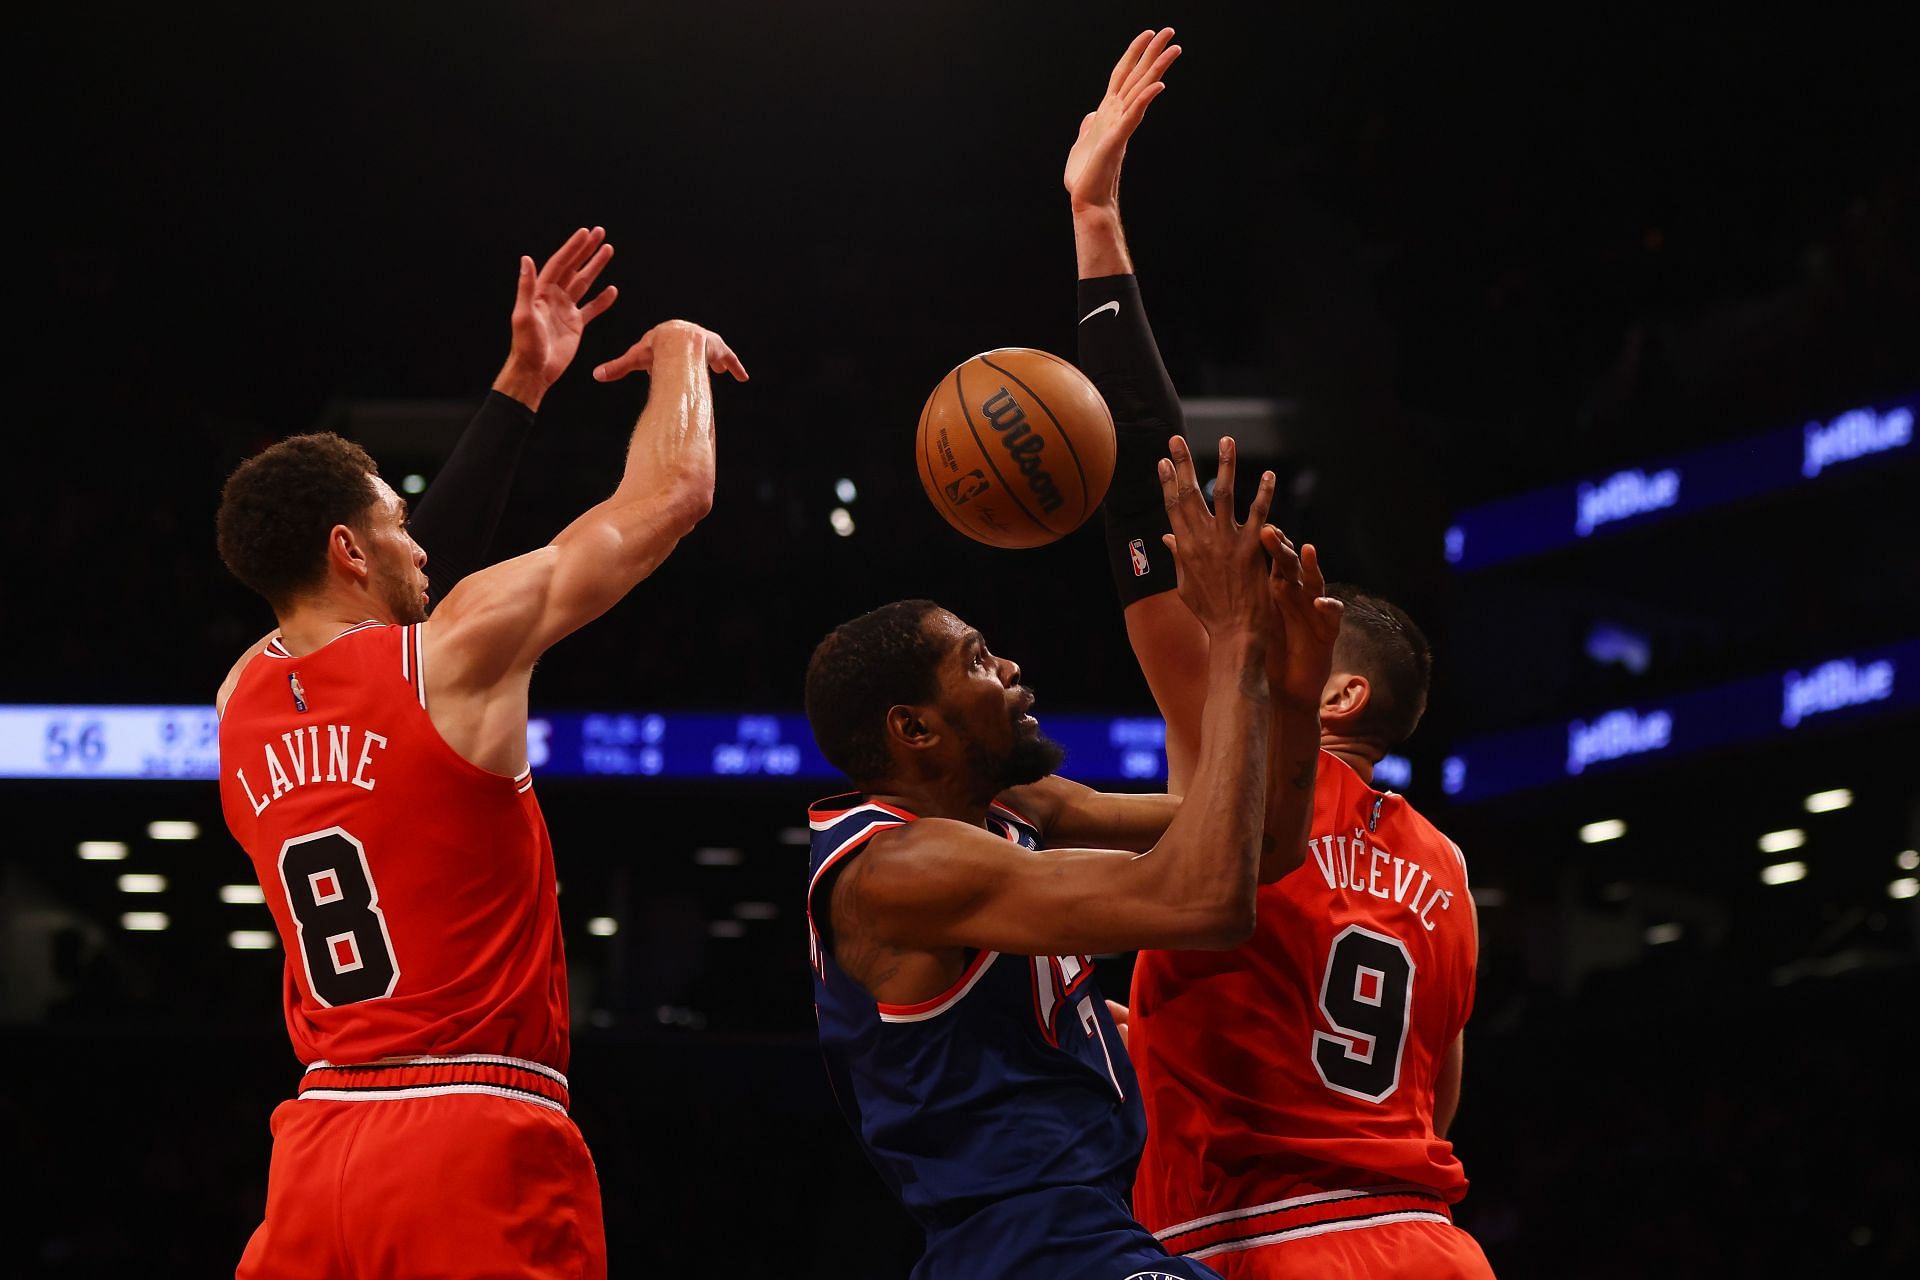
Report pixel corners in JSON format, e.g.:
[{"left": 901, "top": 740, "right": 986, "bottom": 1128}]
[{"left": 1079, "top": 300, "right": 1121, "bottom": 324}]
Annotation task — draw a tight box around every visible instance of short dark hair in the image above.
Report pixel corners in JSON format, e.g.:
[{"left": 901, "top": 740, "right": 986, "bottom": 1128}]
[
  {"left": 805, "top": 600, "right": 947, "bottom": 785},
  {"left": 217, "top": 433, "right": 381, "bottom": 609},
  {"left": 1328, "top": 583, "right": 1432, "bottom": 747}
]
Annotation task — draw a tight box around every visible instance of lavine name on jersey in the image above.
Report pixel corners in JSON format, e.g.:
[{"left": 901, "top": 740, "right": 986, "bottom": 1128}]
[
  {"left": 1307, "top": 824, "right": 1457, "bottom": 932},
  {"left": 233, "top": 723, "right": 389, "bottom": 816}
]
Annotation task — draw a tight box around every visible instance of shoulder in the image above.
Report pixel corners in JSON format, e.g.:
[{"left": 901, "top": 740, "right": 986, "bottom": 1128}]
[{"left": 215, "top": 631, "right": 278, "bottom": 717}]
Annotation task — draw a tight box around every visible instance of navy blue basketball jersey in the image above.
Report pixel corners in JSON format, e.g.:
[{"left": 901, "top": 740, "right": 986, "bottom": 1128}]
[{"left": 806, "top": 793, "right": 1147, "bottom": 1230}]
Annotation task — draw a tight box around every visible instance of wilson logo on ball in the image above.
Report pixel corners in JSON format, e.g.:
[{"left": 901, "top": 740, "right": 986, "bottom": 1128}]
[{"left": 980, "top": 386, "right": 1065, "bottom": 515}]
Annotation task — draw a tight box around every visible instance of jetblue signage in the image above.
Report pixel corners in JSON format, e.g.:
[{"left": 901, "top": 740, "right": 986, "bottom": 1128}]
[
  {"left": 1446, "top": 397, "right": 1916, "bottom": 572},
  {"left": 1442, "top": 639, "right": 1917, "bottom": 802}
]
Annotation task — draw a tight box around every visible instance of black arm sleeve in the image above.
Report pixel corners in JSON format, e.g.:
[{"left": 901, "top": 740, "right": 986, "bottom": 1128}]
[
  {"left": 1078, "top": 274, "right": 1182, "bottom": 605},
  {"left": 409, "top": 390, "right": 536, "bottom": 609}
]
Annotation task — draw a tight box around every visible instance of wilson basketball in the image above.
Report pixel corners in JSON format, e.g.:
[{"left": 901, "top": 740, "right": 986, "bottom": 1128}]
[{"left": 915, "top": 348, "right": 1116, "bottom": 549}]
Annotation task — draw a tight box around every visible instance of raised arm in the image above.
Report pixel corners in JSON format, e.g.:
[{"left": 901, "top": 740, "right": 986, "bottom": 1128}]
[
  {"left": 1255, "top": 529, "right": 1344, "bottom": 880},
  {"left": 836, "top": 439, "right": 1277, "bottom": 957},
  {"left": 1065, "top": 30, "right": 1213, "bottom": 791},
  {"left": 418, "top": 320, "right": 745, "bottom": 773},
  {"left": 414, "top": 227, "right": 619, "bottom": 606}
]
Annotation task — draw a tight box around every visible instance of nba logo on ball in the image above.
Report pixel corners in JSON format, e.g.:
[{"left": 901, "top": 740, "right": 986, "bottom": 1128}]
[
  {"left": 914, "top": 347, "right": 1116, "bottom": 549},
  {"left": 1128, "top": 538, "right": 1150, "bottom": 577},
  {"left": 945, "top": 471, "right": 989, "bottom": 506}
]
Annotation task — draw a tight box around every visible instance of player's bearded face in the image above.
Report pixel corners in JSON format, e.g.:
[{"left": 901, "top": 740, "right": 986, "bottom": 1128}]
[
  {"left": 370, "top": 532, "right": 429, "bottom": 625},
  {"left": 961, "top": 688, "right": 1066, "bottom": 790}
]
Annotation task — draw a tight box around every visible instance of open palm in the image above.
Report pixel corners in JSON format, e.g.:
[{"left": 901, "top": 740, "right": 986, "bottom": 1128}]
[
  {"left": 510, "top": 226, "right": 619, "bottom": 389},
  {"left": 1063, "top": 28, "right": 1181, "bottom": 213}
]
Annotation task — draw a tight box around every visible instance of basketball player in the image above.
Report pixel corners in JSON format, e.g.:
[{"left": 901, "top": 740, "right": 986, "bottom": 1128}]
[
  {"left": 1068, "top": 30, "right": 1495, "bottom": 1277},
  {"left": 804, "top": 439, "right": 1336, "bottom": 1279},
  {"left": 214, "top": 252, "right": 745, "bottom": 1277}
]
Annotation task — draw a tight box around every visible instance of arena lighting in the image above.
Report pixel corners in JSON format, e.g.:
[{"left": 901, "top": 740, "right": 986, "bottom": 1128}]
[
  {"left": 78, "top": 840, "right": 128, "bottom": 861},
  {"left": 121, "top": 911, "right": 170, "bottom": 931},
  {"left": 733, "top": 902, "right": 778, "bottom": 921},
  {"left": 117, "top": 873, "right": 167, "bottom": 894},
  {"left": 227, "top": 931, "right": 277, "bottom": 950},
  {"left": 1758, "top": 828, "right": 1807, "bottom": 854},
  {"left": 694, "top": 846, "right": 744, "bottom": 866},
  {"left": 776, "top": 828, "right": 810, "bottom": 846},
  {"left": 1579, "top": 819, "right": 1627, "bottom": 844},
  {"left": 1471, "top": 887, "right": 1507, "bottom": 907},
  {"left": 1889, "top": 878, "right": 1919, "bottom": 901},
  {"left": 586, "top": 917, "right": 618, "bottom": 937},
  {"left": 1897, "top": 850, "right": 1920, "bottom": 872},
  {"left": 830, "top": 506, "right": 855, "bottom": 537},
  {"left": 1760, "top": 860, "right": 1809, "bottom": 886},
  {"left": 835, "top": 477, "right": 857, "bottom": 503},
  {"left": 220, "top": 884, "right": 266, "bottom": 904},
  {"left": 147, "top": 820, "right": 199, "bottom": 841},
  {"left": 1803, "top": 788, "right": 1853, "bottom": 813},
  {"left": 708, "top": 920, "right": 745, "bottom": 939},
  {"left": 401, "top": 473, "right": 427, "bottom": 495},
  {"left": 1644, "top": 922, "right": 1683, "bottom": 945}
]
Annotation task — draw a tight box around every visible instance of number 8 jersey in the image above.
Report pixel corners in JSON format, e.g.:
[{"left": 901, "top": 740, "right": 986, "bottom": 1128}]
[
  {"left": 217, "top": 623, "right": 570, "bottom": 1075},
  {"left": 1128, "top": 751, "right": 1478, "bottom": 1259}
]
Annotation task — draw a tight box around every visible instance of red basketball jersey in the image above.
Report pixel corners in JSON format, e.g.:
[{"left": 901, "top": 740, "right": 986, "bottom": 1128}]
[
  {"left": 1130, "top": 751, "right": 1476, "bottom": 1252},
  {"left": 218, "top": 622, "right": 570, "bottom": 1072}
]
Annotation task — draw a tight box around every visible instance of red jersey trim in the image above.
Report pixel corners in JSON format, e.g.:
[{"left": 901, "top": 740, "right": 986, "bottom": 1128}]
[
  {"left": 1187, "top": 1208, "right": 1455, "bottom": 1261},
  {"left": 876, "top": 948, "right": 1000, "bottom": 1023},
  {"left": 989, "top": 797, "right": 1036, "bottom": 829},
  {"left": 808, "top": 798, "right": 918, "bottom": 830}
]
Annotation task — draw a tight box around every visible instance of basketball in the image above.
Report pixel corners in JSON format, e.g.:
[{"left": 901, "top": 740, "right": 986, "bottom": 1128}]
[{"left": 915, "top": 347, "right": 1117, "bottom": 549}]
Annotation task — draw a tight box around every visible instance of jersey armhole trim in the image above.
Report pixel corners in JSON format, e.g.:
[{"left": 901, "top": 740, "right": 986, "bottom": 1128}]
[{"left": 876, "top": 948, "right": 1000, "bottom": 1022}]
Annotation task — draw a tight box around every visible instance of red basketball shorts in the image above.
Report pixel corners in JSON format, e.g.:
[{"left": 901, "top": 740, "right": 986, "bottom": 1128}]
[
  {"left": 237, "top": 1059, "right": 605, "bottom": 1279},
  {"left": 1198, "top": 1218, "right": 1494, "bottom": 1279}
]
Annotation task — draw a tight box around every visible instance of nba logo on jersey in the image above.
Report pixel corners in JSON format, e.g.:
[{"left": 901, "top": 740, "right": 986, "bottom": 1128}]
[{"left": 1128, "top": 538, "right": 1151, "bottom": 576}]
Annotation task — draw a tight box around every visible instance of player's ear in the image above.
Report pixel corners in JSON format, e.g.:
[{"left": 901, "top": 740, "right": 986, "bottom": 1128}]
[
  {"left": 326, "top": 523, "right": 372, "bottom": 583},
  {"left": 1321, "top": 672, "right": 1369, "bottom": 725},
  {"left": 886, "top": 704, "right": 940, "bottom": 752}
]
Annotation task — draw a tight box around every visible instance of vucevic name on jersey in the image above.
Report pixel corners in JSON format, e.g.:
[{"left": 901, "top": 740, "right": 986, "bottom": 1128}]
[{"left": 805, "top": 794, "right": 1146, "bottom": 1228}]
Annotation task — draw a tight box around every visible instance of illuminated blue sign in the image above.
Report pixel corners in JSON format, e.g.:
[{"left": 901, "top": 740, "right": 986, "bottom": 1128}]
[
  {"left": 1781, "top": 658, "right": 1895, "bottom": 728},
  {"left": 1802, "top": 405, "right": 1912, "bottom": 478},
  {"left": 1574, "top": 469, "right": 1681, "bottom": 537},
  {"left": 1447, "top": 395, "right": 1916, "bottom": 572},
  {"left": 1566, "top": 708, "right": 1673, "bottom": 774},
  {"left": 1443, "top": 638, "right": 1919, "bottom": 802}
]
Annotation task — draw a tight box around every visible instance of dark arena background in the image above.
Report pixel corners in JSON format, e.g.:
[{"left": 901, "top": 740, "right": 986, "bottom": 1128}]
[{"left": 9, "top": 3, "right": 1918, "bottom": 1275}]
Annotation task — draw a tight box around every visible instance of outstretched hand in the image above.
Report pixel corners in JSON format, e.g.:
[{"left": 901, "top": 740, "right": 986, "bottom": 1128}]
[
  {"left": 1260, "top": 526, "right": 1345, "bottom": 712},
  {"left": 1158, "top": 435, "right": 1276, "bottom": 638},
  {"left": 593, "top": 319, "right": 749, "bottom": 385},
  {"left": 1063, "top": 27, "right": 1181, "bottom": 214},
  {"left": 495, "top": 226, "right": 620, "bottom": 408}
]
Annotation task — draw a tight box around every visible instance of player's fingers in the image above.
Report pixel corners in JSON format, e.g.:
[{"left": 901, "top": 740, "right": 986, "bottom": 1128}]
[
  {"left": 578, "top": 284, "right": 618, "bottom": 325},
  {"left": 1301, "top": 543, "right": 1328, "bottom": 598},
  {"left": 1122, "top": 79, "right": 1169, "bottom": 130},
  {"left": 1247, "top": 469, "right": 1277, "bottom": 530},
  {"left": 592, "top": 342, "right": 649, "bottom": 382},
  {"left": 512, "top": 255, "right": 536, "bottom": 314},
  {"left": 1211, "top": 437, "right": 1238, "bottom": 523},
  {"left": 1108, "top": 29, "right": 1155, "bottom": 96},
  {"left": 1126, "top": 42, "right": 1181, "bottom": 106},
  {"left": 567, "top": 241, "right": 615, "bottom": 301},
  {"left": 1122, "top": 28, "right": 1176, "bottom": 96},
  {"left": 539, "top": 227, "right": 592, "bottom": 285},
  {"left": 1164, "top": 436, "right": 1207, "bottom": 526},
  {"left": 711, "top": 338, "right": 749, "bottom": 382},
  {"left": 1262, "top": 525, "right": 1302, "bottom": 584}
]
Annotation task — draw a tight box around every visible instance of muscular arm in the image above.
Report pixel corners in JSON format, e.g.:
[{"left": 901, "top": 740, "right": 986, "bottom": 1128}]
[
  {"left": 421, "top": 322, "right": 738, "bottom": 772},
  {"left": 998, "top": 774, "right": 1178, "bottom": 853},
  {"left": 836, "top": 632, "right": 1271, "bottom": 957}
]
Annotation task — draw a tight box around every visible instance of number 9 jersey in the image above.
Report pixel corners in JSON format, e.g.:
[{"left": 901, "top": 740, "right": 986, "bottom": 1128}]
[
  {"left": 1128, "top": 750, "right": 1480, "bottom": 1265},
  {"left": 217, "top": 623, "right": 570, "bottom": 1076}
]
